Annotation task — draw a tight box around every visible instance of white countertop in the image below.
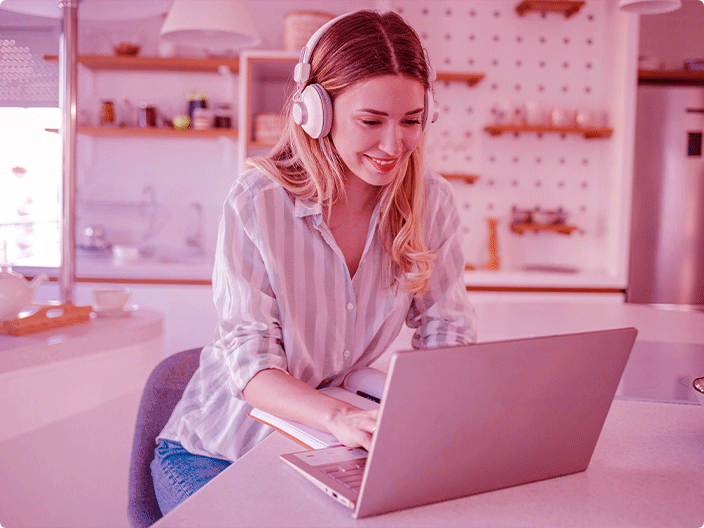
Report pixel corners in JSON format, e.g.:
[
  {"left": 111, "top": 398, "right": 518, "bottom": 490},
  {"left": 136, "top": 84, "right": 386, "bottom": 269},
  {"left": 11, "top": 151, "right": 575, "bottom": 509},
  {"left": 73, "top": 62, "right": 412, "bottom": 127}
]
[
  {"left": 0, "top": 308, "right": 163, "bottom": 374},
  {"left": 470, "top": 300, "right": 704, "bottom": 344},
  {"left": 15, "top": 256, "right": 215, "bottom": 283},
  {"left": 154, "top": 399, "right": 704, "bottom": 528},
  {"left": 15, "top": 259, "right": 625, "bottom": 288}
]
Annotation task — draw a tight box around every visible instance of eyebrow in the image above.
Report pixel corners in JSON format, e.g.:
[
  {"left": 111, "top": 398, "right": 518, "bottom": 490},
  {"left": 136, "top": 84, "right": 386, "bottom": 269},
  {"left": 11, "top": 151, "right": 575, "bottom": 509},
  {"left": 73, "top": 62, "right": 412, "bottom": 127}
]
[{"left": 357, "top": 108, "right": 425, "bottom": 116}]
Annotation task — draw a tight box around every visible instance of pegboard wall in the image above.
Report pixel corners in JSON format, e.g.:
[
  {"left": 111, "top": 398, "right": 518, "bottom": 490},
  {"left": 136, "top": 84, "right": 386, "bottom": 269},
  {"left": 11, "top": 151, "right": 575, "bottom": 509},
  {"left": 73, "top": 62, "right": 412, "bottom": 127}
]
[{"left": 392, "top": 0, "right": 619, "bottom": 277}]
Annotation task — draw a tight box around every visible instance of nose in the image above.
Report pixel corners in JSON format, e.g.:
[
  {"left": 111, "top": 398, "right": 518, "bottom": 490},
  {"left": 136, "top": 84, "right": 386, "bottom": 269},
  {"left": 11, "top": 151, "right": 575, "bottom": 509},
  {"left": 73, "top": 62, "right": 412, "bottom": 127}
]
[{"left": 378, "top": 123, "right": 404, "bottom": 157}]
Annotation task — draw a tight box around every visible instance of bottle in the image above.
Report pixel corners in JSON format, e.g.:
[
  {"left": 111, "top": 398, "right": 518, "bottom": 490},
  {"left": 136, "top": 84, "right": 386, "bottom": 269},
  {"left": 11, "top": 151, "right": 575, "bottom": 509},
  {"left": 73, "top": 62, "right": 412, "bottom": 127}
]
[
  {"left": 100, "top": 100, "right": 115, "bottom": 126},
  {"left": 214, "top": 104, "right": 232, "bottom": 128},
  {"left": 192, "top": 106, "right": 212, "bottom": 130},
  {"left": 187, "top": 91, "right": 207, "bottom": 125},
  {"left": 138, "top": 102, "right": 157, "bottom": 127}
]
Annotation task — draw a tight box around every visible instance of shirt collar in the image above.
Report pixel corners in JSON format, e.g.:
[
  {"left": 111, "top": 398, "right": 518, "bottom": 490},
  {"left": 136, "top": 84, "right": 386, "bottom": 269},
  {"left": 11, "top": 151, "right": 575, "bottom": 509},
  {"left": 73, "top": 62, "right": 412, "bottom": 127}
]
[{"left": 294, "top": 196, "right": 323, "bottom": 221}]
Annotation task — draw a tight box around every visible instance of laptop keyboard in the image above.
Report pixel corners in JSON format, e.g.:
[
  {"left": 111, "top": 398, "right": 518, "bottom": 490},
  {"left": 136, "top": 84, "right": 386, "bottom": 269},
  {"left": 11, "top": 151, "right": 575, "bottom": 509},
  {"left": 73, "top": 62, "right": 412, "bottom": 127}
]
[{"left": 318, "top": 458, "right": 367, "bottom": 493}]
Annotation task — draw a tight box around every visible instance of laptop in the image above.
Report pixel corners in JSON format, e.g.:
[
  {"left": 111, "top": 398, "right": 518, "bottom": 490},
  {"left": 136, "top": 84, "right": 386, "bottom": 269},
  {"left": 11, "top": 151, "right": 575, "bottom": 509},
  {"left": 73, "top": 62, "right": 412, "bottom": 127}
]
[{"left": 281, "top": 327, "right": 638, "bottom": 518}]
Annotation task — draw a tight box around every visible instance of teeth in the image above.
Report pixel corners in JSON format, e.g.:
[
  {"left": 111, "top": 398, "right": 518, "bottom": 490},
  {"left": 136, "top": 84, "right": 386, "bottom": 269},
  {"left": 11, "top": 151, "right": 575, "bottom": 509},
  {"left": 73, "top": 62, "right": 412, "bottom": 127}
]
[{"left": 372, "top": 158, "right": 394, "bottom": 165}]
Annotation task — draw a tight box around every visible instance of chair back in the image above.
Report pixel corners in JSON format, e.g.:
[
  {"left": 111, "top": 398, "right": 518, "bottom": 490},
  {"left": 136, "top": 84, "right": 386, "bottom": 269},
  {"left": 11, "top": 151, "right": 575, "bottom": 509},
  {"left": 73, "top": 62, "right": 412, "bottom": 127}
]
[{"left": 127, "top": 347, "right": 202, "bottom": 528}]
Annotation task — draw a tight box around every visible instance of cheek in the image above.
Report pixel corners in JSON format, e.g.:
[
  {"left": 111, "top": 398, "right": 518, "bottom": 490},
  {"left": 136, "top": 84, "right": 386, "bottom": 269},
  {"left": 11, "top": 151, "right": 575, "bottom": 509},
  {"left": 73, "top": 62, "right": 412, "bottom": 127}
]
[{"left": 403, "top": 130, "right": 423, "bottom": 153}]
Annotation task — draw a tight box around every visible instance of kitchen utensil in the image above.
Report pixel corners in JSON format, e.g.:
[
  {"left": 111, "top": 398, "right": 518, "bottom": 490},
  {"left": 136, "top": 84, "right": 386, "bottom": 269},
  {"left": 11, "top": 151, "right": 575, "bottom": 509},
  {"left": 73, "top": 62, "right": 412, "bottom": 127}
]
[{"left": 0, "top": 266, "right": 48, "bottom": 321}]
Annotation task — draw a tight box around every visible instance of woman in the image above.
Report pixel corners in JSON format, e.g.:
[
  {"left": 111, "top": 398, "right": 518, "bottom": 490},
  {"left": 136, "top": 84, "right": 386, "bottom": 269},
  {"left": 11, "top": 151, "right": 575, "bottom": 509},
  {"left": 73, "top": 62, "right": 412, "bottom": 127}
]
[{"left": 151, "top": 9, "right": 477, "bottom": 516}]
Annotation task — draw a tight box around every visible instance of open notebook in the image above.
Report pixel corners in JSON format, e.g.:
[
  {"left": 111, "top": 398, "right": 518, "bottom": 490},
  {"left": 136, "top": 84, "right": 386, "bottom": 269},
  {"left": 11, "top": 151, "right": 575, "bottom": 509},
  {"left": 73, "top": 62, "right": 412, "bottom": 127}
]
[
  {"left": 279, "top": 327, "right": 638, "bottom": 518},
  {"left": 249, "top": 368, "right": 384, "bottom": 449}
]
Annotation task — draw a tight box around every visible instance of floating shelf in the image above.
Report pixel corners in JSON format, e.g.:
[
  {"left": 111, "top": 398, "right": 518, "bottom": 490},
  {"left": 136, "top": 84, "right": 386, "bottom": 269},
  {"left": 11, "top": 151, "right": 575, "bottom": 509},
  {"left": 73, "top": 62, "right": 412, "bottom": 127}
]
[
  {"left": 44, "top": 54, "right": 486, "bottom": 86},
  {"left": 44, "top": 54, "right": 240, "bottom": 73},
  {"left": 439, "top": 173, "right": 480, "bottom": 184},
  {"left": 638, "top": 69, "right": 704, "bottom": 86},
  {"left": 48, "top": 126, "right": 238, "bottom": 138},
  {"left": 510, "top": 223, "right": 579, "bottom": 235},
  {"left": 435, "top": 72, "right": 485, "bottom": 86},
  {"left": 484, "top": 124, "right": 613, "bottom": 139},
  {"left": 82, "top": 126, "right": 238, "bottom": 138},
  {"left": 515, "top": 0, "right": 585, "bottom": 18}
]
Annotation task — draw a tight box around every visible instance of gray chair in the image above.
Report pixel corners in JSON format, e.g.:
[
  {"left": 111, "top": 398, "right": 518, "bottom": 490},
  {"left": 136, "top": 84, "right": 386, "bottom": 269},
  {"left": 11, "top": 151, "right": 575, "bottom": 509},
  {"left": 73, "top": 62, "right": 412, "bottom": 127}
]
[{"left": 127, "top": 347, "right": 202, "bottom": 528}]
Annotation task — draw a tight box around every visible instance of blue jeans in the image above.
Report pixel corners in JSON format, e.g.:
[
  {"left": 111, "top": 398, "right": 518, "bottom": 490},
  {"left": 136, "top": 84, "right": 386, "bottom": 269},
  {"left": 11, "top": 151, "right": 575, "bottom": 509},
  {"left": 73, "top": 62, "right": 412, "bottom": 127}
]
[{"left": 151, "top": 439, "right": 231, "bottom": 516}]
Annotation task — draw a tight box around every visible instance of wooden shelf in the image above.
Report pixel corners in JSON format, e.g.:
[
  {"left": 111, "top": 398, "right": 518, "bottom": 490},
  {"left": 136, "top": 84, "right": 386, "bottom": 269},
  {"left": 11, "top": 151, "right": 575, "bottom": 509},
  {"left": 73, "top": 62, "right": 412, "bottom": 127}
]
[
  {"left": 638, "top": 69, "right": 704, "bottom": 86},
  {"left": 515, "top": 0, "right": 585, "bottom": 18},
  {"left": 439, "top": 173, "right": 479, "bottom": 184},
  {"left": 484, "top": 124, "right": 613, "bottom": 139},
  {"left": 44, "top": 54, "right": 240, "bottom": 73},
  {"left": 510, "top": 222, "right": 579, "bottom": 235},
  {"left": 45, "top": 54, "right": 484, "bottom": 86},
  {"left": 66, "top": 126, "right": 238, "bottom": 138},
  {"left": 435, "top": 72, "right": 485, "bottom": 86}
]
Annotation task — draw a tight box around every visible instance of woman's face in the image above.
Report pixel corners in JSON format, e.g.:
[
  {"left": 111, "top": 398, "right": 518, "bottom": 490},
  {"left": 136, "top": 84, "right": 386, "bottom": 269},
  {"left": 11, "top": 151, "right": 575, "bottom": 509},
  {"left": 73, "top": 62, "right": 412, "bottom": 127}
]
[{"left": 330, "top": 75, "right": 425, "bottom": 189}]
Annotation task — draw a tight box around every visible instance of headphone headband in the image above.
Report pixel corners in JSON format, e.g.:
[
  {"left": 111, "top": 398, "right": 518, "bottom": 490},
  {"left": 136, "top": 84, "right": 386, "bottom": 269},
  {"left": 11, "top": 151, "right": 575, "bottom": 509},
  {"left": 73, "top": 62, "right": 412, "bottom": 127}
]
[
  {"left": 293, "top": 13, "right": 351, "bottom": 88},
  {"left": 292, "top": 10, "right": 439, "bottom": 139}
]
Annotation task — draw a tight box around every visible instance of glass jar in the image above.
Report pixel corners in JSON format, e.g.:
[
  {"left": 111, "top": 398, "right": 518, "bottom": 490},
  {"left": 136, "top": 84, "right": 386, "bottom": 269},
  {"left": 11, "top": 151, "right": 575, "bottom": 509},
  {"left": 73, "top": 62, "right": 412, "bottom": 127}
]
[
  {"left": 99, "top": 100, "right": 115, "bottom": 126},
  {"left": 138, "top": 103, "right": 157, "bottom": 127},
  {"left": 214, "top": 104, "right": 233, "bottom": 128}
]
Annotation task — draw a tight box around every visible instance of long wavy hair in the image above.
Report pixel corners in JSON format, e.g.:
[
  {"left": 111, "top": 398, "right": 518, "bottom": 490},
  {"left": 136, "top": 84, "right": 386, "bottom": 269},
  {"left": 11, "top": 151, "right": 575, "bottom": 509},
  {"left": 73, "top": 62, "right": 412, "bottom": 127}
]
[{"left": 247, "top": 10, "right": 435, "bottom": 294}]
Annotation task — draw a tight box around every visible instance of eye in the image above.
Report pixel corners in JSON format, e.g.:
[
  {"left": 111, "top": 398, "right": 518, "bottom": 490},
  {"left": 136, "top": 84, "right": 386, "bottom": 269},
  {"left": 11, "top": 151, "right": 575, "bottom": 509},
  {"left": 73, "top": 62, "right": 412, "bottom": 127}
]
[
  {"left": 361, "top": 119, "right": 381, "bottom": 126},
  {"left": 404, "top": 118, "right": 422, "bottom": 126}
]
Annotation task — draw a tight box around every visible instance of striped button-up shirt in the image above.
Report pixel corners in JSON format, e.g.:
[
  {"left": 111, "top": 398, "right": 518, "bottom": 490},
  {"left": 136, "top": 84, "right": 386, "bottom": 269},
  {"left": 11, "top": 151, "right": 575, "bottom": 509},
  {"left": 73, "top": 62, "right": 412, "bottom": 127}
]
[{"left": 158, "top": 168, "right": 477, "bottom": 461}]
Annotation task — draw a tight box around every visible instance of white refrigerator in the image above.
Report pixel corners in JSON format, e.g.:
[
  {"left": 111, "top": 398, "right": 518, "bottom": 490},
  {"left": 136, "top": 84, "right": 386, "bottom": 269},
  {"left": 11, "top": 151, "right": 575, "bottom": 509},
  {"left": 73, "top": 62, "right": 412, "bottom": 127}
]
[{"left": 627, "top": 84, "right": 704, "bottom": 309}]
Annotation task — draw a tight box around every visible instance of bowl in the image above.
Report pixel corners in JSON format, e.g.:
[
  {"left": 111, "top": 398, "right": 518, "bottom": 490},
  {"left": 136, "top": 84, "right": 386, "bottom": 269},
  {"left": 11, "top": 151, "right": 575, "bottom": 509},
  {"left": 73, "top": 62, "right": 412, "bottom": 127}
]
[
  {"left": 111, "top": 34, "right": 143, "bottom": 57},
  {"left": 93, "top": 288, "right": 131, "bottom": 311},
  {"left": 693, "top": 377, "right": 704, "bottom": 408}
]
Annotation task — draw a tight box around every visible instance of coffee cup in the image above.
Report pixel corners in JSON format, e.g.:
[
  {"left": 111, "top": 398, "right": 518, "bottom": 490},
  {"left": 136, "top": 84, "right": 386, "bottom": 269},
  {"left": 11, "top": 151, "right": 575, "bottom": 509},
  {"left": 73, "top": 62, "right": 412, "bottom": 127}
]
[{"left": 93, "top": 288, "right": 131, "bottom": 311}]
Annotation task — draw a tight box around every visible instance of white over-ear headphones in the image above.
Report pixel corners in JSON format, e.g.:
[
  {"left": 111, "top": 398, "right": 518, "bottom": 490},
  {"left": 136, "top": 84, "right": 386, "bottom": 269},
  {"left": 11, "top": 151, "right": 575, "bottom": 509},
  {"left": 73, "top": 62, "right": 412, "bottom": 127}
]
[{"left": 292, "top": 12, "right": 439, "bottom": 139}]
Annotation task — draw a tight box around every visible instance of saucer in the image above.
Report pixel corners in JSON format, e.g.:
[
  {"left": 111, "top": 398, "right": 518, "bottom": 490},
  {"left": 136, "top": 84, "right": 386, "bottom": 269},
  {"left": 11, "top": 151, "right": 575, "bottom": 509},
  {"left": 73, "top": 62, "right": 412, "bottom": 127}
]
[{"left": 92, "top": 304, "right": 139, "bottom": 318}]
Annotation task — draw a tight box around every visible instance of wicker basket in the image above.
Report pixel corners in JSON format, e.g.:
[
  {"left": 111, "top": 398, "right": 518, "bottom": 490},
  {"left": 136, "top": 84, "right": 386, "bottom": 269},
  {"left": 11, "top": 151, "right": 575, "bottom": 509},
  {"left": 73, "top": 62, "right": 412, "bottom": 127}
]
[{"left": 284, "top": 10, "right": 335, "bottom": 53}]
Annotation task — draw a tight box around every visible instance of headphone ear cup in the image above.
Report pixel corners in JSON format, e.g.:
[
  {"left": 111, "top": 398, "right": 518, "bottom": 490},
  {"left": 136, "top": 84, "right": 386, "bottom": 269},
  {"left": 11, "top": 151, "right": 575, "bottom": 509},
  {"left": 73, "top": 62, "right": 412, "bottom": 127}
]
[
  {"left": 422, "top": 90, "right": 440, "bottom": 130},
  {"left": 297, "top": 83, "right": 333, "bottom": 139}
]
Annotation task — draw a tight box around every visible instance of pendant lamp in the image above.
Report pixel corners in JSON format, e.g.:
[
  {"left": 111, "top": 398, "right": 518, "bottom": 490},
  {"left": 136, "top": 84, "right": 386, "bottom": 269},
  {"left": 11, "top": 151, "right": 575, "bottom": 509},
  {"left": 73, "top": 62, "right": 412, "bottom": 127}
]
[
  {"left": 160, "top": 0, "right": 260, "bottom": 55},
  {"left": 618, "top": 0, "right": 682, "bottom": 14}
]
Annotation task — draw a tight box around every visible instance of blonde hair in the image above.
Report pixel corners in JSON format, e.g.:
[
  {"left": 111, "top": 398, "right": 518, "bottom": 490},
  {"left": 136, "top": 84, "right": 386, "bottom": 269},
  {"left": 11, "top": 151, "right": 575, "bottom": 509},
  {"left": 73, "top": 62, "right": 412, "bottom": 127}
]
[{"left": 247, "top": 10, "right": 435, "bottom": 294}]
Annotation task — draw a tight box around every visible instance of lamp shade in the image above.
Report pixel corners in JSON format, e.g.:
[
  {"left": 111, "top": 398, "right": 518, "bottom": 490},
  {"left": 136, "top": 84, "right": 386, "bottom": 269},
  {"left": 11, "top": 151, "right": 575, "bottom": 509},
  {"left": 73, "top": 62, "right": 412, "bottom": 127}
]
[
  {"left": 618, "top": 0, "right": 682, "bottom": 14},
  {"left": 160, "top": 0, "right": 260, "bottom": 53}
]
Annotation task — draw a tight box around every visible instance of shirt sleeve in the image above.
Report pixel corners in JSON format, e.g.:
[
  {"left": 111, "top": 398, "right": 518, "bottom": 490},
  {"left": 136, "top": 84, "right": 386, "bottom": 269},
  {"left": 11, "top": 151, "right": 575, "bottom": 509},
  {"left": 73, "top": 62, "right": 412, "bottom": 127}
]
[
  {"left": 406, "top": 174, "right": 478, "bottom": 347},
  {"left": 210, "top": 175, "right": 289, "bottom": 399}
]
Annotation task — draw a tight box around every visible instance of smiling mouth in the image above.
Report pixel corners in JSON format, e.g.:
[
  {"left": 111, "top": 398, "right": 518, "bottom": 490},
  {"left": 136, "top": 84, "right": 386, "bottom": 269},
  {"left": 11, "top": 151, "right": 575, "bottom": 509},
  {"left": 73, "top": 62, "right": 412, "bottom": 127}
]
[{"left": 366, "top": 156, "right": 399, "bottom": 172}]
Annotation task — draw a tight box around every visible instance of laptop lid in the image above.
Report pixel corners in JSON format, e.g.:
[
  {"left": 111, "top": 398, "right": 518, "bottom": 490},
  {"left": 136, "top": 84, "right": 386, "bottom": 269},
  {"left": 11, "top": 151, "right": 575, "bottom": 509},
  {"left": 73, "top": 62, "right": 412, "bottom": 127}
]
[{"left": 353, "top": 327, "right": 637, "bottom": 518}]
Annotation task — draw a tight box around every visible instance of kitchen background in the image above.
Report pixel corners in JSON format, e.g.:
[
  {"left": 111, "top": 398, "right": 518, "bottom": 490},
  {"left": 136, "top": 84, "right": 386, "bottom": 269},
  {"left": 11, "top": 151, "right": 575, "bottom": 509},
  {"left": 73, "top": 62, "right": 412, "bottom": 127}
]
[
  {"left": 1, "top": 3, "right": 703, "bottom": 527},
  {"left": 1, "top": 0, "right": 702, "bottom": 354}
]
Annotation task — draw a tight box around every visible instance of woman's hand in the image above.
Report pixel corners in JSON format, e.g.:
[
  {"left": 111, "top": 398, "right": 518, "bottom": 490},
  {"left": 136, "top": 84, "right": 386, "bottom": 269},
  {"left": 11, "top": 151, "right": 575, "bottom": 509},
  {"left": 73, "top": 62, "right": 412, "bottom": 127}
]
[
  {"left": 326, "top": 406, "right": 378, "bottom": 451},
  {"left": 243, "top": 368, "right": 379, "bottom": 450}
]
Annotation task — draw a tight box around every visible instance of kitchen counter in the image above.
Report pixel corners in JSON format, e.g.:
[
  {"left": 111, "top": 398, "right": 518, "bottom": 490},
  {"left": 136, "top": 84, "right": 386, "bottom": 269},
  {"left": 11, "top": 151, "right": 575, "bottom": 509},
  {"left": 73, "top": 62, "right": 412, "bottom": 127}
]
[
  {"left": 384, "top": 300, "right": 704, "bottom": 404},
  {"left": 0, "top": 308, "right": 164, "bottom": 527},
  {"left": 0, "top": 308, "right": 163, "bottom": 440},
  {"left": 154, "top": 399, "right": 704, "bottom": 528},
  {"left": 15, "top": 259, "right": 624, "bottom": 289},
  {"left": 16, "top": 255, "right": 215, "bottom": 284}
]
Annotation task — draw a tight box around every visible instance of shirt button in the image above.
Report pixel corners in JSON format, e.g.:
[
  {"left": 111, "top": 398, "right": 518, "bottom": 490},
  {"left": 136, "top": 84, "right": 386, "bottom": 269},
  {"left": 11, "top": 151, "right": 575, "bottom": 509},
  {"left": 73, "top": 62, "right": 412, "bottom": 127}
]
[
  {"left": 343, "top": 350, "right": 351, "bottom": 358},
  {"left": 347, "top": 302, "right": 354, "bottom": 311}
]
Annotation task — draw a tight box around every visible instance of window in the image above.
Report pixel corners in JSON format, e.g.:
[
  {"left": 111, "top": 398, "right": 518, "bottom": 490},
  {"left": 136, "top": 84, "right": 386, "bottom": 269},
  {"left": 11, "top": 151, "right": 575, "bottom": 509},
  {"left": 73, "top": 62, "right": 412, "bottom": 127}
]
[
  {"left": 0, "top": 27, "right": 61, "bottom": 267},
  {"left": 0, "top": 107, "right": 61, "bottom": 266}
]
